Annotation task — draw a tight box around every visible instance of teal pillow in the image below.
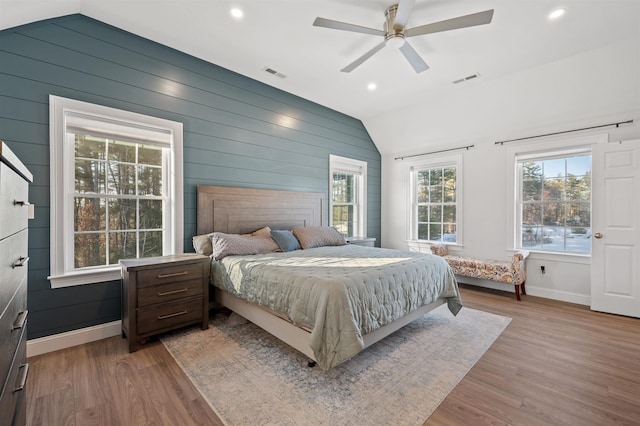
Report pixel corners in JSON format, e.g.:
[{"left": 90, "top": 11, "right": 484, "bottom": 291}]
[{"left": 271, "top": 230, "right": 301, "bottom": 252}]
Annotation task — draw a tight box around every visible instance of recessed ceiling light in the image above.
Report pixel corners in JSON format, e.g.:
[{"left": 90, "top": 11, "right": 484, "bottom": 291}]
[
  {"left": 548, "top": 8, "right": 566, "bottom": 20},
  {"left": 230, "top": 8, "right": 244, "bottom": 19},
  {"left": 367, "top": 83, "right": 377, "bottom": 91}
]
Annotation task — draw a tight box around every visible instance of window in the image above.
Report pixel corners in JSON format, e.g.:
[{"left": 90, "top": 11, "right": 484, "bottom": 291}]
[
  {"left": 49, "top": 96, "right": 183, "bottom": 288},
  {"left": 329, "top": 155, "right": 367, "bottom": 237},
  {"left": 517, "top": 150, "right": 591, "bottom": 254},
  {"left": 411, "top": 161, "right": 459, "bottom": 243}
]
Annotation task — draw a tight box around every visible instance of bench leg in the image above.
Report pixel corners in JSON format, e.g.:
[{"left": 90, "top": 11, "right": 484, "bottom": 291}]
[
  {"left": 521, "top": 280, "right": 527, "bottom": 296},
  {"left": 515, "top": 284, "right": 522, "bottom": 301}
]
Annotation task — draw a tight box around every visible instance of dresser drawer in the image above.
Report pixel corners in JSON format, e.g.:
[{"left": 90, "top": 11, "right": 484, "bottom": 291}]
[
  {"left": 137, "top": 278, "right": 204, "bottom": 307},
  {"left": 0, "top": 280, "right": 27, "bottom": 392},
  {"left": 0, "top": 163, "right": 29, "bottom": 241},
  {"left": 0, "top": 230, "right": 28, "bottom": 310},
  {"left": 136, "top": 263, "right": 204, "bottom": 288},
  {"left": 137, "top": 297, "right": 204, "bottom": 335},
  {"left": 0, "top": 325, "right": 27, "bottom": 426}
]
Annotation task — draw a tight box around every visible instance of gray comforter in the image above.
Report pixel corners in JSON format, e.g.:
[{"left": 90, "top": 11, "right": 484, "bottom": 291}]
[{"left": 211, "top": 244, "right": 462, "bottom": 370}]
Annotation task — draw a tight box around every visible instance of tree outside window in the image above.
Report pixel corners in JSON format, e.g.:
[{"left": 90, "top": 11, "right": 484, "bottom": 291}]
[
  {"left": 519, "top": 154, "right": 591, "bottom": 254},
  {"left": 416, "top": 166, "right": 457, "bottom": 242}
]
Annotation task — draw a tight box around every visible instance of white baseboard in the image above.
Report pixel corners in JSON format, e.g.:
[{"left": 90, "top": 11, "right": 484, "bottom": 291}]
[
  {"left": 27, "top": 320, "right": 122, "bottom": 358},
  {"left": 525, "top": 286, "right": 590, "bottom": 306},
  {"left": 457, "top": 276, "right": 590, "bottom": 306}
]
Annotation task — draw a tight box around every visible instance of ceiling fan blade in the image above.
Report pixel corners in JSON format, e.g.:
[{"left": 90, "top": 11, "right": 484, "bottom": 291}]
[
  {"left": 405, "top": 9, "right": 494, "bottom": 37},
  {"left": 399, "top": 41, "right": 429, "bottom": 73},
  {"left": 313, "top": 17, "right": 385, "bottom": 36},
  {"left": 341, "top": 41, "right": 387, "bottom": 73},
  {"left": 394, "top": 0, "right": 416, "bottom": 29}
]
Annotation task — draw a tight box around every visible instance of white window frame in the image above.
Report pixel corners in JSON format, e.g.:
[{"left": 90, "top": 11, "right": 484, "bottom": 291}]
[
  {"left": 49, "top": 95, "right": 183, "bottom": 288},
  {"left": 506, "top": 133, "right": 606, "bottom": 258},
  {"left": 408, "top": 153, "right": 463, "bottom": 246},
  {"left": 329, "top": 155, "right": 367, "bottom": 237}
]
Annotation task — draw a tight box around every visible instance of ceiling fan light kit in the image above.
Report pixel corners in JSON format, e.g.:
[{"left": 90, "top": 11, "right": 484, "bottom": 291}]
[{"left": 313, "top": 0, "right": 494, "bottom": 74}]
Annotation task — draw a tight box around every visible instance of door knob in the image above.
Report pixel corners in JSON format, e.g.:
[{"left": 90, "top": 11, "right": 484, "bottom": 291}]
[{"left": 594, "top": 232, "right": 603, "bottom": 239}]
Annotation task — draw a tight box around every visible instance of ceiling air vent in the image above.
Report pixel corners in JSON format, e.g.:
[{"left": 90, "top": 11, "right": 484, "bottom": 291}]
[
  {"left": 453, "top": 73, "right": 480, "bottom": 84},
  {"left": 263, "top": 67, "right": 287, "bottom": 79}
]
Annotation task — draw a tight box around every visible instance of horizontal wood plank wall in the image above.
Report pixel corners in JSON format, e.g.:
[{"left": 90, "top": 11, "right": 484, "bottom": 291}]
[{"left": 0, "top": 14, "right": 381, "bottom": 340}]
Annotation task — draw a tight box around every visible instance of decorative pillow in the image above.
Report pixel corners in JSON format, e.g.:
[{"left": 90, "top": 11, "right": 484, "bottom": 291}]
[
  {"left": 249, "top": 226, "right": 271, "bottom": 237},
  {"left": 270, "top": 230, "right": 301, "bottom": 252},
  {"left": 292, "top": 226, "right": 346, "bottom": 250},
  {"left": 193, "top": 227, "right": 271, "bottom": 257},
  {"left": 193, "top": 234, "right": 213, "bottom": 256},
  {"left": 210, "top": 232, "right": 279, "bottom": 260},
  {"left": 430, "top": 243, "right": 449, "bottom": 256}
]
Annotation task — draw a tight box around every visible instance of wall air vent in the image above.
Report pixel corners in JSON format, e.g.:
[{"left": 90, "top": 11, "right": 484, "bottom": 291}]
[
  {"left": 453, "top": 73, "right": 480, "bottom": 84},
  {"left": 263, "top": 67, "right": 287, "bottom": 79}
]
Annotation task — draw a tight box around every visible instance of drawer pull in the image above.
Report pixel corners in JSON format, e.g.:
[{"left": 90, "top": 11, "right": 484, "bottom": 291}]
[
  {"left": 12, "top": 310, "right": 28, "bottom": 330},
  {"left": 158, "top": 288, "right": 188, "bottom": 297},
  {"left": 14, "top": 363, "right": 29, "bottom": 393},
  {"left": 13, "top": 200, "right": 31, "bottom": 207},
  {"left": 12, "top": 256, "right": 29, "bottom": 268},
  {"left": 157, "top": 271, "right": 188, "bottom": 279},
  {"left": 158, "top": 310, "right": 188, "bottom": 320}
]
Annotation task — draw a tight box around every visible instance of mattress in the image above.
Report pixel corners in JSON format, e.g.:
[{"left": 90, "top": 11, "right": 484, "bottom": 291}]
[{"left": 210, "top": 244, "right": 462, "bottom": 370}]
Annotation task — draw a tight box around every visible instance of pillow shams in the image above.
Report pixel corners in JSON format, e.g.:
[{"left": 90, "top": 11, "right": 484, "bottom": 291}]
[
  {"left": 210, "top": 232, "right": 279, "bottom": 260},
  {"left": 270, "top": 230, "right": 301, "bottom": 252},
  {"left": 291, "top": 226, "right": 346, "bottom": 250},
  {"left": 193, "top": 234, "right": 213, "bottom": 256},
  {"left": 193, "top": 226, "right": 272, "bottom": 257}
]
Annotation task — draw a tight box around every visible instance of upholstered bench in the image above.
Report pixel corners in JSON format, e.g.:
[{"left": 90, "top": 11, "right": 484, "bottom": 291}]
[{"left": 431, "top": 244, "right": 530, "bottom": 301}]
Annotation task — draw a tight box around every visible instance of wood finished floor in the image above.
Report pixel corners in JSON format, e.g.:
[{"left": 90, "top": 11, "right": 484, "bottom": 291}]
[{"left": 26, "top": 285, "right": 640, "bottom": 426}]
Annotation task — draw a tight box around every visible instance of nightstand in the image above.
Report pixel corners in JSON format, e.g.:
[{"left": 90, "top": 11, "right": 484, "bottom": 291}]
[
  {"left": 345, "top": 237, "right": 376, "bottom": 247},
  {"left": 120, "top": 254, "right": 210, "bottom": 352}
]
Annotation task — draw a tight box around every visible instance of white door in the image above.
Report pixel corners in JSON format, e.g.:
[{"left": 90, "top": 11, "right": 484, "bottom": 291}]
[{"left": 591, "top": 139, "right": 640, "bottom": 317}]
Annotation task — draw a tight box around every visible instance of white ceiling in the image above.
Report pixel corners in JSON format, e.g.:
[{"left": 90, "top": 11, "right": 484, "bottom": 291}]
[{"left": 2, "top": 0, "right": 639, "bottom": 137}]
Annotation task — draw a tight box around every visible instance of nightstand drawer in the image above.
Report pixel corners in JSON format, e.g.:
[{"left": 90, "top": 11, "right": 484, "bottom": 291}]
[
  {"left": 137, "top": 297, "right": 204, "bottom": 335},
  {"left": 136, "top": 263, "right": 204, "bottom": 288},
  {"left": 137, "top": 278, "right": 204, "bottom": 307}
]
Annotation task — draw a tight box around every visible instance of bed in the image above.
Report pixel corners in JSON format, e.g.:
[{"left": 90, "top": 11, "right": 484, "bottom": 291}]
[{"left": 196, "top": 185, "right": 462, "bottom": 370}]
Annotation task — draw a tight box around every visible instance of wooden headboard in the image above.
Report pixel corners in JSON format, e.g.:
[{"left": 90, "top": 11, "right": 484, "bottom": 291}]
[{"left": 197, "top": 185, "right": 326, "bottom": 235}]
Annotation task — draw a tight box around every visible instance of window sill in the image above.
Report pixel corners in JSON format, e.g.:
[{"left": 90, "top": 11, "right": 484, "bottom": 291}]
[
  {"left": 48, "top": 267, "right": 122, "bottom": 289},
  {"left": 406, "top": 240, "right": 464, "bottom": 253},
  {"left": 521, "top": 250, "right": 591, "bottom": 264}
]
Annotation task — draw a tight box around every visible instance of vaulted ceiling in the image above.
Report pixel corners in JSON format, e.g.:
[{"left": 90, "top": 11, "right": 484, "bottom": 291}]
[{"left": 2, "top": 0, "right": 639, "bottom": 153}]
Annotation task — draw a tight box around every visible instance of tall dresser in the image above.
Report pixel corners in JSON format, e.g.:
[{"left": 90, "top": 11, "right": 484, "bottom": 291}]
[{"left": 0, "top": 141, "right": 32, "bottom": 426}]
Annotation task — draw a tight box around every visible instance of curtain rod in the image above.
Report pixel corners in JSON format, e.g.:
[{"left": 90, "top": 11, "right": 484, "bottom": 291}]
[
  {"left": 494, "top": 119, "right": 634, "bottom": 145},
  {"left": 394, "top": 144, "right": 474, "bottom": 160}
]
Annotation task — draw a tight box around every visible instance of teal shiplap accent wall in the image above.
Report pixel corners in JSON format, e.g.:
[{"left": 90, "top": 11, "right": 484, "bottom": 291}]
[{"left": 0, "top": 15, "right": 381, "bottom": 340}]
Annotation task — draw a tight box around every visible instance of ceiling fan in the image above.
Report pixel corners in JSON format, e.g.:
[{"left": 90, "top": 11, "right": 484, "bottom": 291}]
[{"left": 313, "top": 0, "right": 494, "bottom": 73}]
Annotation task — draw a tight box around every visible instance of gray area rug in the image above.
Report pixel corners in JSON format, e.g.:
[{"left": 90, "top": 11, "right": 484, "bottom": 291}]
[{"left": 161, "top": 305, "right": 511, "bottom": 425}]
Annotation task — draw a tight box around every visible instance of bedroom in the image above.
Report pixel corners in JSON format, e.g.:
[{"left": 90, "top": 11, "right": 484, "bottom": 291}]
[{"left": 1, "top": 0, "right": 639, "bottom": 424}]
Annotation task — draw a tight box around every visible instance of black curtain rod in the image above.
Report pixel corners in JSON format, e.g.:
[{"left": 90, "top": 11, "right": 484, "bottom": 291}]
[
  {"left": 494, "top": 119, "right": 634, "bottom": 145},
  {"left": 394, "top": 144, "right": 474, "bottom": 160}
]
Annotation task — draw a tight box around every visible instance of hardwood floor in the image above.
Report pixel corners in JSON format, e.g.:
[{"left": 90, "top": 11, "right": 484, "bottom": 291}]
[{"left": 26, "top": 285, "right": 640, "bottom": 425}]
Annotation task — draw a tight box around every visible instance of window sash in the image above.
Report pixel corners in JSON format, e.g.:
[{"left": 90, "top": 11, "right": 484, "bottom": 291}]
[
  {"left": 516, "top": 152, "right": 592, "bottom": 254},
  {"left": 413, "top": 165, "right": 457, "bottom": 243},
  {"left": 329, "top": 155, "right": 367, "bottom": 238}
]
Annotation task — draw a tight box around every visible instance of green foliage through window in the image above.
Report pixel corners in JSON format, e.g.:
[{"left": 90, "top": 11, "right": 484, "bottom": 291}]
[
  {"left": 519, "top": 154, "right": 591, "bottom": 254},
  {"left": 416, "top": 166, "right": 457, "bottom": 242}
]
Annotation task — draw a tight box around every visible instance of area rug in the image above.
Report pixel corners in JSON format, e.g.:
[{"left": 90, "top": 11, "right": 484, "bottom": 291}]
[{"left": 161, "top": 305, "right": 511, "bottom": 425}]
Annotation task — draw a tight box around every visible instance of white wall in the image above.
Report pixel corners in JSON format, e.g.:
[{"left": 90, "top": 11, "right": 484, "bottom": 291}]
[{"left": 367, "top": 36, "right": 640, "bottom": 305}]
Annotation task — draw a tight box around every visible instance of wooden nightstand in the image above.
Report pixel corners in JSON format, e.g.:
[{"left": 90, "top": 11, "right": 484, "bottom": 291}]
[
  {"left": 120, "top": 254, "right": 210, "bottom": 352},
  {"left": 345, "top": 237, "right": 376, "bottom": 247}
]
